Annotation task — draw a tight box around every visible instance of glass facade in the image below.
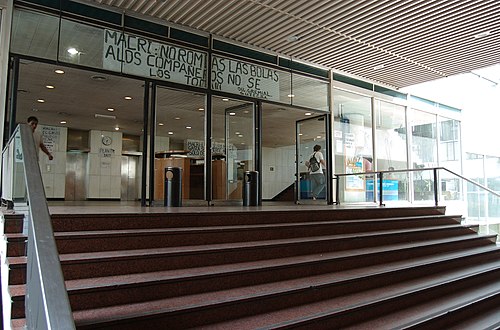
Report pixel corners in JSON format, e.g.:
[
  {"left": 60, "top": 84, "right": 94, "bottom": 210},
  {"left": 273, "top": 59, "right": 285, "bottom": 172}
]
[{"left": 5, "top": 4, "right": 476, "bottom": 208}]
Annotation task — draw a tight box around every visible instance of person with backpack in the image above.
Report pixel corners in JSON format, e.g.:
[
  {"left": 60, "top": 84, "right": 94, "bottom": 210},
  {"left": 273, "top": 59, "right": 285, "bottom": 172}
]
[{"left": 306, "top": 144, "right": 326, "bottom": 200}]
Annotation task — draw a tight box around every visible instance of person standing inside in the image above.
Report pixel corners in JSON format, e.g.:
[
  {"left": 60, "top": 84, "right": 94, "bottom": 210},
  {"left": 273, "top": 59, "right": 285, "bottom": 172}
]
[
  {"left": 27, "top": 116, "right": 53, "bottom": 160},
  {"left": 307, "top": 144, "right": 326, "bottom": 200}
]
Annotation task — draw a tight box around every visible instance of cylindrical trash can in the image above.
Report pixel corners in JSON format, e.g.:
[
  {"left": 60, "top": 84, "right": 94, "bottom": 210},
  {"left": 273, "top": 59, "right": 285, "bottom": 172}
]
[
  {"left": 243, "top": 170, "right": 259, "bottom": 206},
  {"left": 164, "top": 167, "right": 182, "bottom": 207}
]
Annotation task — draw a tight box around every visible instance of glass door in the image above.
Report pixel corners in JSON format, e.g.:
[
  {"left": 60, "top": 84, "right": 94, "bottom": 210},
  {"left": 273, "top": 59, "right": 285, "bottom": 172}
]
[
  {"left": 296, "top": 115, "right": 328, "bottom": 202},
  {"left": 211, "top": 96, "right": 255, "bottom": 201}
]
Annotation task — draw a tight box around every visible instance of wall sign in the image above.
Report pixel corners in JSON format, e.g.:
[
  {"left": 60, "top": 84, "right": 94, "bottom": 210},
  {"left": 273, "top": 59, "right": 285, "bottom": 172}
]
[
  {"left": 211, "top": 56, "right": 280, "bottom": 101},
  {"left": 103, "top": 30, "right": 207, "bottom": 88}
]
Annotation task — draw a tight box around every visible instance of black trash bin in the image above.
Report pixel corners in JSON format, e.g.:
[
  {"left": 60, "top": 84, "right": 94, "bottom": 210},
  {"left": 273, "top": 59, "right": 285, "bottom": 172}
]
[
  {"left": 164, "top": 167, "right": 182, "bottom": 207},
  {"left": 243, "top": 170, "right": 259, "bottom": 206}
]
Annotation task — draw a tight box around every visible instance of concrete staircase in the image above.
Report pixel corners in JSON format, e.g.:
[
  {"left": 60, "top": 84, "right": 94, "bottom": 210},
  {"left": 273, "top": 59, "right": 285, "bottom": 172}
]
[{"left": 2, "top": 206, "right": 500, "bottom": 329}]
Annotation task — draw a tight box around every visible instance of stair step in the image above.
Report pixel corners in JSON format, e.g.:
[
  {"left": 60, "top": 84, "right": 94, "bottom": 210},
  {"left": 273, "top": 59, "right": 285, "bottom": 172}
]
[
  {"left": 71, "top": 259, "right": 500, "bottom": 329},
  {"left": 4, "top": 233, "right": 27, "bottom": 257},
  {"left": 51, "top": 215, "right": 463, "bottom": 254},
  {"left": 49, "top": 206, "right": 447, "bottom": 231},
  {"left": 6, "top": 226, "right": 488, "bottom": 285},
  {"left": 9, "top": 240, "right": 500, "bottom": 318}
]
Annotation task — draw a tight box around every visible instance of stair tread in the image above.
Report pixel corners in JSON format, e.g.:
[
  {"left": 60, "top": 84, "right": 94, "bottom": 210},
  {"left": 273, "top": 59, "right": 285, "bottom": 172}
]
[
  {"left": 7, "top": 231, "right": 487, "bottom": 266},
  {"left": 205, "top": 277, "right": 500, "bottom": 330},
  {"left": 53, "top": 214, "right": 461, "bottom": 234},
  {"left": 342, "top": 282, "right": 500, "bottom": 329},
  {"left": 11, "top": 243, "right": 498, "bottom": 298},
  {"left": 64, "top": 242, "right": 499, "bottom": 290},
  {"left": 72, "top": 259, "right": 500, "bottom": 327}
]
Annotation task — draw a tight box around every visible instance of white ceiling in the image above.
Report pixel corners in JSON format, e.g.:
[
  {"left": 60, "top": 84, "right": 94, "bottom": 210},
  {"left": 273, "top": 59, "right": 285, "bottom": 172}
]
[{"left": 83, "top": 0, "right": 500, "bottom": 89}]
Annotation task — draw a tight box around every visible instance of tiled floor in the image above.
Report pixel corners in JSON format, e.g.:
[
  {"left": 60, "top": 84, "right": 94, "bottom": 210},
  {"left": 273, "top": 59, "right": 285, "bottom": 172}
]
[{"left": 47, "top": 200, "right": 382, "bottom": 215}]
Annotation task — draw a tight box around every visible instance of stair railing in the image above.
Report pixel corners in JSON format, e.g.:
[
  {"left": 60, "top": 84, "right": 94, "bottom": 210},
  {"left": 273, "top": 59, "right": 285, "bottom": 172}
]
[
  {"left": 1, "top": 124, "right": 75, "bottom": 329},
  {"left": 335, "top": 166, "right": 499, "bottom": 206}
]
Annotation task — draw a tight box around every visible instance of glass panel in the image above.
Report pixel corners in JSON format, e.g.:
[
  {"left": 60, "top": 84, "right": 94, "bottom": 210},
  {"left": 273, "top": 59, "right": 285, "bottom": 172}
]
[
  {"left": 485, "top": 155, "right": 500, "bottom": 218},
  {"left": 16, "top": 61, "right": 145, "bottom": 201},
  {"left": 439, "top": 117, "right": 462, "bottom": 201},
  {"left": 375, "top": 100, "right": 408, "bottom": 202},
  {"left": 211, "top": 96, "right": 254, "bottom": 201},
  {"left": 333, "top": 89, "right": 372, "bottom": 203},
  {"left": 410, "top": 110, "right": 437, "bottom": 203},
  {"left": 291, "top": 74, "right": 329, "bottom": 111},
  {"left": 154, "top": 88, "right": 206, "bottom": 203},
  {"left": 11, "top": 9, "right": 59, "bottom": 60},
  {"left": 464, "top": 153, "right": 485, "bottom": 220},
  {"left": 59, "top": 19, "right": 105, "bottom": 69},
  {"left": 297, "top": 116, "right": 327, "bottom": 202}
]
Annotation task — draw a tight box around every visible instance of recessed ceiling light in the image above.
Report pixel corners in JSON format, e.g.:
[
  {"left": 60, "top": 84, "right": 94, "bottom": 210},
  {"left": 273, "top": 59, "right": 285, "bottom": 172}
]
[
  {"left": 305, "top": 112, "right": 312, "bottom": 116},
  {"left": 287, "top": 35, "right": 300, "bottom": 42},
  {"left": 222, "top": 98, "right": 229, "bottom": 101},
  {"left": 474, "top": 31, "right": 491, "bottom": 38},
  {"left": 287, "top": 94, "right": 295, "bottom": 98},
  {"left": 238, "top": 134, "right": 243, "bottom": 138},
  {"left": 60, "top": 120, "right": 67, "bottom": 124},
  {"left": 299, "top": 133, "right": 303, "bottom": 136},
  {"left": 185, "top": 126, "right": 192, "bottom": 129},
  {"left": 229, "top": 112, "right": 236, "bottom": 116},
  {"left": 316, "top": 135, "right": 322, "bottom": 139},
  {"left": 67, "top": 47, "right": 79, "bottom": 55},
  {"left": 168, "top": 131, "right": 174, "bottom": 135},
  {"left": 373, "top": 64, "right": 385, "bottom": 70},
  {"left": 107, "top": 108, "right": 115, "bottom": 112},
  {"left": 115, "top": 127, "right": 120, "bottom": 131},
  {"left": 91, "top": 75, "right": 108, "bottom": 81},
  {"left": 46, "top": 85, "right": 55, "bottom": 89},
  {"left": 235, "top": 132, "right": 240, "bottom": 135},
  {"left": 174, "top": 117, "right": 181, "bottom": 120},
  {"left": 37, "top": 99, "right": 45, "bottom": 103},
  {"left": 124, "top": 96, "right": 132, "bottom": 100},
  {"left": 158, "top": 123, "right": 164, "bottom": 126},
  {"left": 54, "top": 69, "right": 65, "bottom": 74},
  {"left": 198, "top": 107, "right": 205, "bottom": 111}
]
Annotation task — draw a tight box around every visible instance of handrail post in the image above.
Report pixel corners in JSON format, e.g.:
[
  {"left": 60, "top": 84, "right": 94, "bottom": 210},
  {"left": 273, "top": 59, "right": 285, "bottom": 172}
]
[
  {"left": 433, "top": 167, "right": 439, "bottom": 206},
  {"left": 335, "top": 174, "right": 340, "bottom": 205},
  {"left": 379, "top": 172, "right": 384, "bottom": 206}
]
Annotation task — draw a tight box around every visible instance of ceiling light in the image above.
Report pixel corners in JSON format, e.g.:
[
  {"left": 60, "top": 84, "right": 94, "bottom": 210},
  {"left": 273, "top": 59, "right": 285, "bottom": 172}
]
[
  {"left": 91, "top": 75, "right": 108, "bottom": 81},
  {"left": 37, "top": 99, "right": 45, "bottom": 103},
  {"left": 54, "top": 69, "right": 65, "bottom": 74},
  {"left": 287, "top": 35, "right": 300, "bottom": 42},
  {"left": 158, "top": 123, "right": 164, "bottom": 126},
  {"left": 229, "top": 112, "right": 236, "bottom": 116},
  {"left": 174, "top": 117, "right": 181, "bottom": 120},
  {"left": 198, "top": 107, "right": 205, "bottom": 111},
  {"left": 305, "top": 112, "right": 312, "bottom": 116},
  {"left": 124, "top": 96, "right": 132, "bottom": 100},
  {"left": 168, "top": 131, "right": 174, "bottom": 135},
  {"left": 185, "top": 126, "right": 192, "bottom": 129},
  {"left": 373, "top": 64, "right": 385, "bottom": 70},
  {"left": 60, "top": 120, "right": 67, "bottom": 124},
  {"left": 287, "top": 94, "right": 295, "bottom": 98},
  {"left": 238, "top": 134, "right": 243, "bottom": 138},
  {"left": 474, "top": 31, "right": 491, "bottom": 38},
  {"left": 115, "top": 127, "right": 120, "bottom": 131},
  {"left": 299, "top": 133, "right": 303, "bottom": 136},
  {"left": 95, "top": 113, "right": 116, "bottom": 119},
  {"left": 67, "top": 48, "right": 79, "bottom": 55},
  {"left": 107, "top": 108, "right": 115, "bottom": 112},
  {"left": 222, "top": 98, "right": 229, "bottom": 101},
  {"left": 235, "top": 132, "right": 240, "bottom": 135},
  {"left": 46, "top": 85, "right": 55, "bottom": 89},
  {"left": 316, "top": 135, "right": 322, "bottom": 139}
]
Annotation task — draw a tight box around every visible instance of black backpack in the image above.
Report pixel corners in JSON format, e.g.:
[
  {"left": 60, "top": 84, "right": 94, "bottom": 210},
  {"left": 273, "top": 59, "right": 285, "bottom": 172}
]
[{"left": 309, "top": 152, "right": 320, "bottom": 172}]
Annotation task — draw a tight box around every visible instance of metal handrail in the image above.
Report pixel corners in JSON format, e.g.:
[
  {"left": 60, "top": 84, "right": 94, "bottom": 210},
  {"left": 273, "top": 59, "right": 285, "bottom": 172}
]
[
  {"left": 6, "top": 124, "right": 75, "bottom": 329},
  {"left": 334, "top": 166, "right": 500, "bottom": 206}
]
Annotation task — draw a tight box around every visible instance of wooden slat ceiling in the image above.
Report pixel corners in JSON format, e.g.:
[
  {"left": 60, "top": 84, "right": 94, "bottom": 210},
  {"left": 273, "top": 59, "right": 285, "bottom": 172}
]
[{"left": 84, "top": 0, "right": 500, "bottom": 89}]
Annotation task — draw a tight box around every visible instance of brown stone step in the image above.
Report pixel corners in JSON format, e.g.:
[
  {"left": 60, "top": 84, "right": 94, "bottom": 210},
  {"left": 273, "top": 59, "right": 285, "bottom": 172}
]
[{"left": 71, "top": 258, "right": 500, "bottom": 329}]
